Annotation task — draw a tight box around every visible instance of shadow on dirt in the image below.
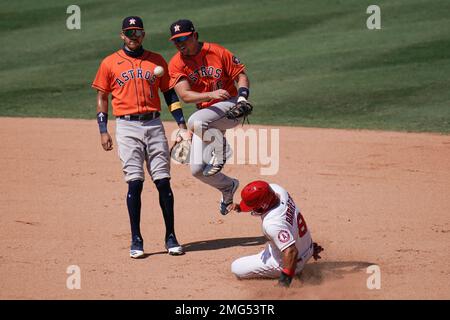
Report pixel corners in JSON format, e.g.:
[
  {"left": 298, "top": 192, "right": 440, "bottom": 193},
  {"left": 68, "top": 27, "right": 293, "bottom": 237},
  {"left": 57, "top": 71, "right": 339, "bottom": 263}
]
[
  {"left": 183, "top": 236, "right": 267, "bottom": 252},
  {"left": 298, "top": 261, "right": 374, "bottom": 286},
  {"left": 141, "top": 236, "right": 266, "bottom": 258}
]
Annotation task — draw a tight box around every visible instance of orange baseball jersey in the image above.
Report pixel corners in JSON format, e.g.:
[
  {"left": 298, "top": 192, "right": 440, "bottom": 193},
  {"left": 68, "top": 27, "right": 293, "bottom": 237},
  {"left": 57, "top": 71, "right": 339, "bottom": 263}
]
[
  {"left": 92, "top": 50, "right": 170, "bottom": 116},
  {"left": 168, "top": 42, "right": 246, "bottom": 109}
]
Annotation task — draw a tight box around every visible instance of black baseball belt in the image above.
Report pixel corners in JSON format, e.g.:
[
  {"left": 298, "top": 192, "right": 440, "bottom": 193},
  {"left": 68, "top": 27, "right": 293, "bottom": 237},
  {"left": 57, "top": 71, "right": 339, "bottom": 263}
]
[{"left": 118, "top": 112, "right": 160, "bottom": 121}]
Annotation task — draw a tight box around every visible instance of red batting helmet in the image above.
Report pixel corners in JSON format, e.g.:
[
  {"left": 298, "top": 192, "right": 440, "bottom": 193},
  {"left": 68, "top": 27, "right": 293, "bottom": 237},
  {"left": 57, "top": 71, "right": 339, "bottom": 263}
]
[{"left": 239, "top": 180, "right": 278, "bottom": 214}]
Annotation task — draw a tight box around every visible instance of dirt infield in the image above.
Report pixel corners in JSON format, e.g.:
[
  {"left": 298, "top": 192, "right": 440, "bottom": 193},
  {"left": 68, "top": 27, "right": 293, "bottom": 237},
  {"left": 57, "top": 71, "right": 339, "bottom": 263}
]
[{"left": 0, "top": 117, "right": 449, "bottom": 299}]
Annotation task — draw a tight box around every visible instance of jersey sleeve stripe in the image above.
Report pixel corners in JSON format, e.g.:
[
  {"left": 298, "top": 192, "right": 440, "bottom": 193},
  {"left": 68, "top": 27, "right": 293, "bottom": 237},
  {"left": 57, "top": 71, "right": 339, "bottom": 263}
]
[
  {"left": 228, "top": 65, "right": 246, "bottom": 82},
  {"left": 169, "top": 74, "right": 187, "bottom": 90},
  {"left": 279, "top": 240, "right": 296, "bottom": 253},
  {"left": 91, "top": 83, "right": 111, "bottom": 93}
]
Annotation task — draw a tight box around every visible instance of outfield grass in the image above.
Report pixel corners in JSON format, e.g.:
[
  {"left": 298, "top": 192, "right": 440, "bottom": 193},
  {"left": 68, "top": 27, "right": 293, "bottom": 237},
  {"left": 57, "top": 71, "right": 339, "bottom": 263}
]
[{"left": 0, "top": 0, "right": 449, "bottom": 133}]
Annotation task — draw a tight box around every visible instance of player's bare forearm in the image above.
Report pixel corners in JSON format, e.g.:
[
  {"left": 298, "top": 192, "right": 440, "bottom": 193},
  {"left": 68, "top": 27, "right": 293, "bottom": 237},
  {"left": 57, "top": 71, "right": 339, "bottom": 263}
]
[
  {"left": 177, "top": 88, "right": 216, "bottom": 104},
  {"left": 175, "top": 79, "right": 230, "bottom": 104},
  {"left": 236, "top": 72, "right": 250, "bottom": 89},
  {"left": 182, "top": 90, "right": 212, "bottom": 104},
  {"left": 96, "top": 90, "right": 109, "bottom": 114},
  {"left": 278, "top": 244, "right": 298, "bottom": 287},
  {"left": 281, "top": 244, "right": 298, "bottom": 272}
]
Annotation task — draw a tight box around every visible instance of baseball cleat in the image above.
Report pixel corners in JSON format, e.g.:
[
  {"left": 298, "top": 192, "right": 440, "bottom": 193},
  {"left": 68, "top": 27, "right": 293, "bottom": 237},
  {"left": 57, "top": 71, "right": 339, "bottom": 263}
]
[
  {"left": 220, "top": 178, "right": 239, "bottom": 215},
  {"left": 130, "top": 236, "right": 144, "bottom": 259},
  {"left": 202, "top": 152, "right": 225, "bottom": 177},
  {"left": 203, "top": 139, "right": 228, "bottom": 177},
  {"left": 165, "top": 233, "right": 185, "bottom": 256}
]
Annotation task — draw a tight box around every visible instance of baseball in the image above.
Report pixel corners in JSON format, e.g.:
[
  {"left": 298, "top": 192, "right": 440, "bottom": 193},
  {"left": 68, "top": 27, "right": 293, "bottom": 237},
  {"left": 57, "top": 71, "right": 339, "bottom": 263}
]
[{"left": 154, "top": 66, "right": 164, "bottom": 77}]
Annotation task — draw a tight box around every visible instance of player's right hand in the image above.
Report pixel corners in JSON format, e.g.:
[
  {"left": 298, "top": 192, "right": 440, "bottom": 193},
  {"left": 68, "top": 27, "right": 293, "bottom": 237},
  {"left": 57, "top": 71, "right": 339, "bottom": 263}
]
[
  {"left": 228, "top": 203, "right": 241, "bottom": 212},
  {"left": 176, "top": 128, "right": 192, "bottom": 143},
  {"left": 277, "top": 272, "right": 293, "bottom": 288},
  {"left": 209, "top": 89, "right": 231, "bottom": 101},
  {"left": 100, "top": 132, "right": 113, "bottom": 151}
]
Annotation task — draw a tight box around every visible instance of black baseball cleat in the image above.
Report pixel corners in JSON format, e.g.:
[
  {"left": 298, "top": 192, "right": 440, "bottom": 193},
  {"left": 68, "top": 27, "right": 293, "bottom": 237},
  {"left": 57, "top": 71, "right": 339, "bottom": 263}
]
[
  {"left": 130, "top": 236, "right": 144, "bottom": 259},
  {"left": 220, "top": 178, "right": 239, "bottom": 215},
  {"left": 165, "top": 233, "right": 185, "bottom": 256}
]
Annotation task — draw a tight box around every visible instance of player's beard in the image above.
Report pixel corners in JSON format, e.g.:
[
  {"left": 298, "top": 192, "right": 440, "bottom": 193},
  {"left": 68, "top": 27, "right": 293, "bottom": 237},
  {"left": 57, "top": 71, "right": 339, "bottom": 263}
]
[
  {"left": 179, "top": 42, "right": 201, "bottom": 57},
  {"left": 177, "top": 44, "right": 189, "bottom": 56},
  {"left": 125, "top": 37, "right": 143, "bottom": 51},
  {"left": 127, "top": 41, "right": 139, "bottom": 51}
]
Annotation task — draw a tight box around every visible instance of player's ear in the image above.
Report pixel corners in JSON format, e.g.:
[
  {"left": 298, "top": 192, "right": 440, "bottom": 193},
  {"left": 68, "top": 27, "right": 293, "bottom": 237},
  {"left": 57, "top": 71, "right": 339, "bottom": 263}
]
[
  {"left": 120, "top": 32, "right": 125, "bottom": 41},
  {"left": 194, "top": 32, "right": 199, "bottom": 40}
]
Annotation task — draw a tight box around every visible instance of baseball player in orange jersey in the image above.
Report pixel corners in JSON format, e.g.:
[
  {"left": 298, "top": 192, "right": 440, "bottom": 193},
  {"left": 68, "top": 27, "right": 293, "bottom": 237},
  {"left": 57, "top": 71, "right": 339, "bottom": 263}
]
[
  {"left": 92, "top": 16, "right": 189, "bottom": 258},
  {"left": 230, "top": 181, "right": 324, "bottom": 287},
  {"left": 168, "top": 19, "right": 251, "bottom": 215}
]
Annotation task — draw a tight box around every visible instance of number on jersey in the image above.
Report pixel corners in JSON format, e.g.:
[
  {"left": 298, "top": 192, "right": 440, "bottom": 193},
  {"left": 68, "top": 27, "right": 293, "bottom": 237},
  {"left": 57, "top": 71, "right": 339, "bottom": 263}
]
[{"left": 297, "top": 212, "right": 308, "bottom": 237}]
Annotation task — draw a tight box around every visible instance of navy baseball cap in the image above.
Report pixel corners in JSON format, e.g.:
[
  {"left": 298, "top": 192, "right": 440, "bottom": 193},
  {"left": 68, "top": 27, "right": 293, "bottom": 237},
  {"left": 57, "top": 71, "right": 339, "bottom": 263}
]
[
  {"left": 122, "top": 16, "right": 144, "bottom": 30},
  {"left": 169, "top": 19, "right": 195, "bottom": 40}
]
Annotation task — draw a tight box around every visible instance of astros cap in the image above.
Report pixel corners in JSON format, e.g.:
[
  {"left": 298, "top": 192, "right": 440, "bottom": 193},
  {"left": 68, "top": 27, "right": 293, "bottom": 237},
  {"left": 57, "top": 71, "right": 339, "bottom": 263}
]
[
  {"left": 169, "top": 19, "right": 195, "bottom": 40},
  {"left": 122, "top": 16, "right": 144, "bottom": 30}
]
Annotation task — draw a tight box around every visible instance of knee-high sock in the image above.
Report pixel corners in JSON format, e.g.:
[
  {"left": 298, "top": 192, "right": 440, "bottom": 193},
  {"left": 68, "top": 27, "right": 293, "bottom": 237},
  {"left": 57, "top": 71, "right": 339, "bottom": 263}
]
[
  {"left": 127, "top": 180, "right": 143, "bottom": 239},
  {"left": 154, "top": 178, "right": 175, "bottom": 240}
]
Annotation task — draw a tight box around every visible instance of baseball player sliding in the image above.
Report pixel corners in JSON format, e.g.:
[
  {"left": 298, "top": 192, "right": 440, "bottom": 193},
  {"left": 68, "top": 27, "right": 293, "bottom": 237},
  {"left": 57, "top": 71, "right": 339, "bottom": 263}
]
[
  {"left": 92, "top": 16, "right": 189, "bottom": 258},
  {"left": 167, "top": 19, "right": 253, "bottom": 216},
  {"left": 230, "top": 181, "right": 324, "bottom": 287}
]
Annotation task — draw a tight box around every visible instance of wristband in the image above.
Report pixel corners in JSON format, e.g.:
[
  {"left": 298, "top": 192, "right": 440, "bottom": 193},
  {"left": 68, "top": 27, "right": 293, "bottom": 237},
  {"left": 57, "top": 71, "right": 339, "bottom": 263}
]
[
  {"left": 97, "top": 112, "right": 108, "bottom": 134},
  {"left": 282, "top": 268, "right": 295, "bottom": 278},
  {"left": 238, "top": 87, "right": 249, "bottom": 99},
  {"left": 170, "top": 108, "right": 186, "bottom": 125}
]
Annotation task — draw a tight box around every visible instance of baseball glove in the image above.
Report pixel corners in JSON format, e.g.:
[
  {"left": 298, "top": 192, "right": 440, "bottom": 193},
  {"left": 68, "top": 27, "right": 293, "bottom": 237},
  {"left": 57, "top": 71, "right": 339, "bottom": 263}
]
[
  {"left": 225, "top": 100, "right": 253, "bottom": 124},
  {"left": 170, "top": 129, "right": 191, "bottom": 164}
]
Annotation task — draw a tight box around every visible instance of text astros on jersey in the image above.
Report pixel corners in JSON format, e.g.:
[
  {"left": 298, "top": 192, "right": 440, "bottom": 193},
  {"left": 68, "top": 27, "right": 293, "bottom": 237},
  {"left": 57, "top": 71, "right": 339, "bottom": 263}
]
[
  {"left": 168, "top": 42, "right": 245, "bottom": 109},
  {"left": 92, "top": 49, "right": 171, "bottom": 116},
  {"left": 114, "top": 68, "right": 158, "bottom": 87}
]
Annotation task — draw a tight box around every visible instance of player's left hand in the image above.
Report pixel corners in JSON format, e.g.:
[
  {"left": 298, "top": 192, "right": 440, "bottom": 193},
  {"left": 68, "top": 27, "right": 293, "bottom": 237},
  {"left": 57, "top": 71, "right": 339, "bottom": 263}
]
[
  {"left": 313, "top": 242, "right": 324, "bottom": 261},
  {"left": 225, "top": 100, "right": 253, "bottom": 124}
]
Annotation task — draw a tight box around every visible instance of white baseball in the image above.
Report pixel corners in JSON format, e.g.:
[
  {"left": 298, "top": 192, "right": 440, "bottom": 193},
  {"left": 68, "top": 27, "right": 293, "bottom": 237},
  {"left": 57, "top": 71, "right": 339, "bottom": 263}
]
[{"left": 154, "top": 66, "right": 164, "bottom": 77}]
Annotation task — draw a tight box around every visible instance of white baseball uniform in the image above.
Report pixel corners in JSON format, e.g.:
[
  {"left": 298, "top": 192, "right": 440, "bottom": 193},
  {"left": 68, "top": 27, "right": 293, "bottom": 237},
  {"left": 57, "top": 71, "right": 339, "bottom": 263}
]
[{"left": 231, "top": 184, "right": 314, "bottom": 279}]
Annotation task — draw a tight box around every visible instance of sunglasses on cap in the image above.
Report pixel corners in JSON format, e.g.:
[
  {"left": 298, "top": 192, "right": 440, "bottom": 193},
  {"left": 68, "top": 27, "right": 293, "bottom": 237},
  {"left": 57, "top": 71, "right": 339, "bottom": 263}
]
[
  {"left": 123, "top": 29, "right": 144, "bottom": 38},
  {"left": 173, "top": 35, "right": 191, "bottom": 43}
]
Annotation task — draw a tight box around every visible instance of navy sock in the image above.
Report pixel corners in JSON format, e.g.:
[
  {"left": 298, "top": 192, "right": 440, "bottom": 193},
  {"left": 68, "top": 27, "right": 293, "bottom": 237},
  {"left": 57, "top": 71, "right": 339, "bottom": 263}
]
[
  {"left": 127, "top": 180, "right": 143, "bottom": 240},
  {"left": 154, "top": 178, "right": 175, "bottom": 240}
]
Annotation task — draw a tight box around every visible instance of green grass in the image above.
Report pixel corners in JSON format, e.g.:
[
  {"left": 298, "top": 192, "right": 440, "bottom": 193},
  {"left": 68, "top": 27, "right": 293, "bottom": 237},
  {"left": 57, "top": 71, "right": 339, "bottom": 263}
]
[{"left": 0, "top": 0, "right": 449, "bottom": 133}]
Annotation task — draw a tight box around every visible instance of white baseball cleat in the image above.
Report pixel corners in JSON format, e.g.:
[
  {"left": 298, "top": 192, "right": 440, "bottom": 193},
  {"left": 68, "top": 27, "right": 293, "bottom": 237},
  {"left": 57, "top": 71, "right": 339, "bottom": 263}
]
[
  {"left": 130, "top": 249, "right": 144, "bottom": 259},
  {"left": 220, "top": 178, "right": 239, "bottom": 215},
  {"left": 165, "top": 233, "right": 185, "bottom": 256}
]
